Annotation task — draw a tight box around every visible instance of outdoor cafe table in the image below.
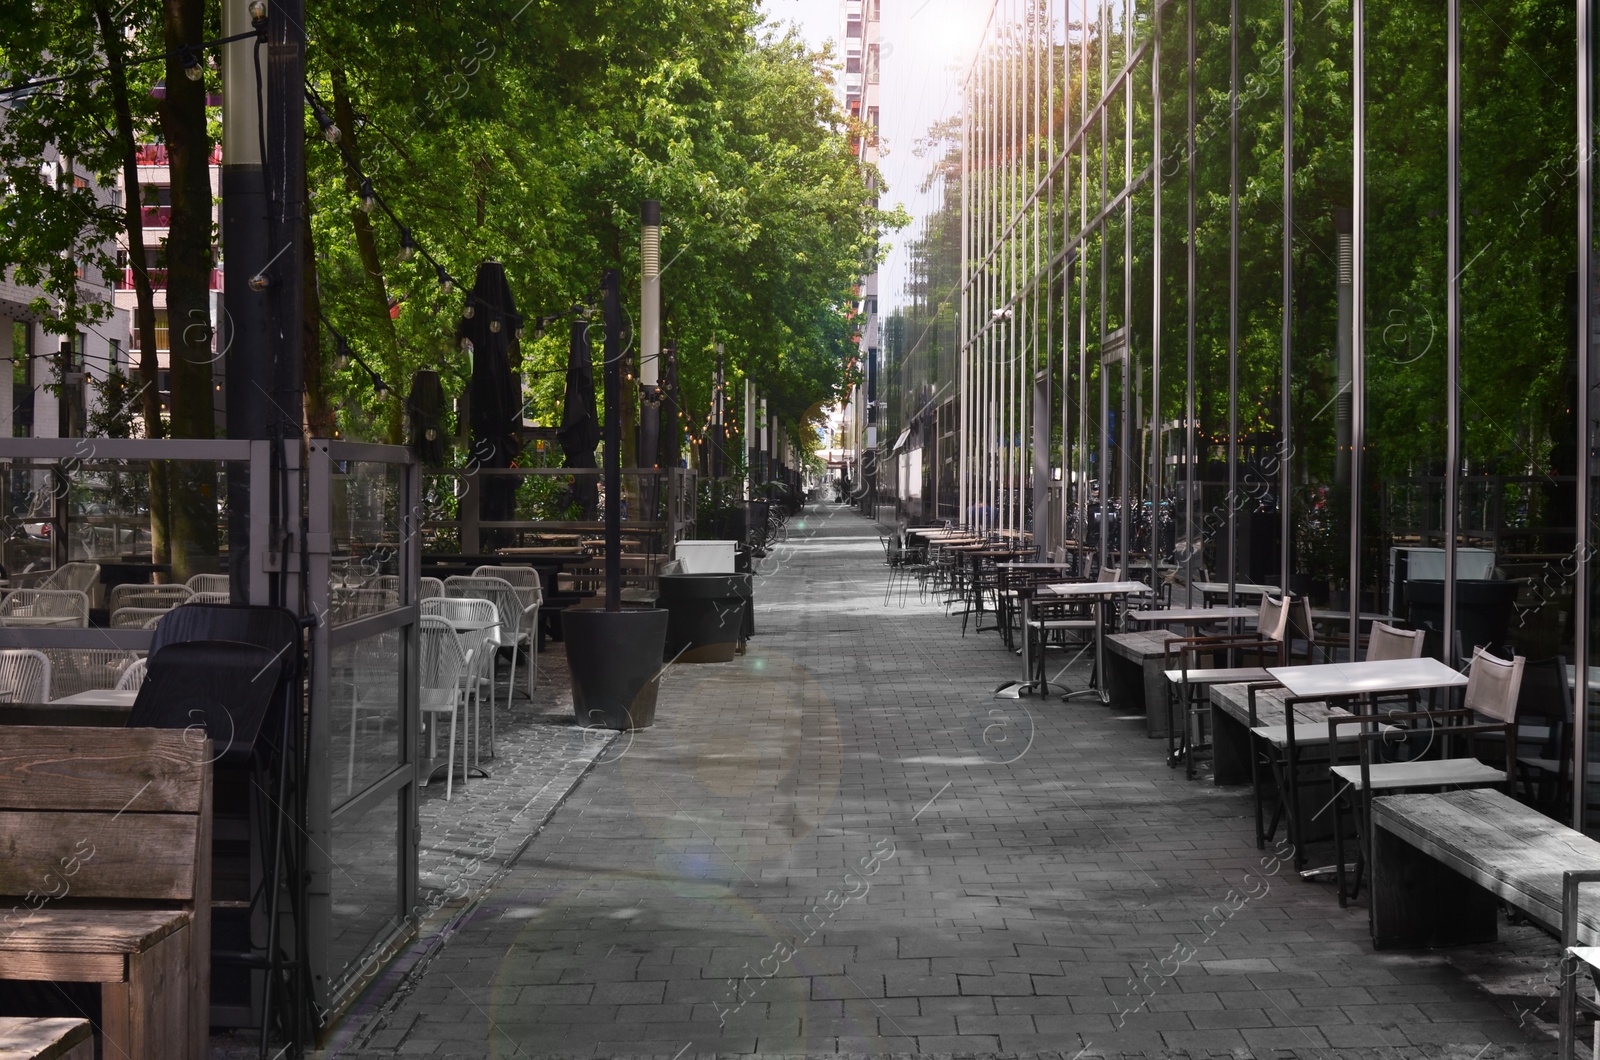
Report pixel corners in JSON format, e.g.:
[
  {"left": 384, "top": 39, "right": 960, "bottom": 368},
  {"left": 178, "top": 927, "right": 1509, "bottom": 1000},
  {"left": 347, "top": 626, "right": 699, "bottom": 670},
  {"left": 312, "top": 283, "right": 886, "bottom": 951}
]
[
  {"left": 1266, "top": 656, "right": 1468, "bottom": 701},
  {"left": 0, "top": 615, "right": 83, "bottom": 628},
  {"left": 998, "top": 562, "right": 1077, "bottom": 694},
  {"left": 1259, "top": 656, "right": 1470, "bottom": 879},
  {"left": 1038, "top": 580, "right": 1153, "bottom": 703}
]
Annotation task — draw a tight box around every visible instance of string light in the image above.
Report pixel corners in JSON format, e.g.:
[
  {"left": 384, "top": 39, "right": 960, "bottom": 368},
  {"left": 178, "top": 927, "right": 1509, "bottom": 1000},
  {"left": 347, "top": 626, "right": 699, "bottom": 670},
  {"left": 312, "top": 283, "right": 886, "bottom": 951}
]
[
  {"left": 180, "top": 46, "right": 203, "bottom": 82},
  {"left": 358, "top": 177, "right": 375, "bottom": 213},
  {"left": 397, "top": 228, "right": 416, "bottom": 262}
]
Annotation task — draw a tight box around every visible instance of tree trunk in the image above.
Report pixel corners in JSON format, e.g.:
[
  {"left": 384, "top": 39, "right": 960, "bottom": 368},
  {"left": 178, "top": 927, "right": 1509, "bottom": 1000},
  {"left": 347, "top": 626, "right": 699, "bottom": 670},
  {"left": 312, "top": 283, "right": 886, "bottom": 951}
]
[
  {"left": 159, "top": 0, "right": 218, "bottom": 577},
  {"left": 302, "top": 177, "right": 333, "bottom": 436},
  {"left": 329, "top": 68, "right": 403, "bottom": 442},
  {"left": 93, "top": 0, "right": 169, "bottom": 565}
]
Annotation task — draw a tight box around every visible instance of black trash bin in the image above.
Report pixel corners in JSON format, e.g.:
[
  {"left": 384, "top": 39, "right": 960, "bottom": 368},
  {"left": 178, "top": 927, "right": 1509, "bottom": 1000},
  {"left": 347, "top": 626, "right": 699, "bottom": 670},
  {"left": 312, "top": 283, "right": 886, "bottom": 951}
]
[
  {"left": 659, "top": 572, "right": 754, "bottom": 663},
  {"left": 1405, "top": 579, "right": 1520, "bottom": 659}
]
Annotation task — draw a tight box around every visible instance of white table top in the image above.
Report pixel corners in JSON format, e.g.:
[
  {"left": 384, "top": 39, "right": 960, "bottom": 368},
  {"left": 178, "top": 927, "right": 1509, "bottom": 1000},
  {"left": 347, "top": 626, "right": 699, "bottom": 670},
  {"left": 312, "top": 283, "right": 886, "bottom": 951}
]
[
  {"left": 50, "top": 689, "right": 139, "bottom": 707},
  {"left": 1128, "top": 606, "right": 1256, "bottom": 625},
  {"left": 1192, "top": 581, "right": 1280, "bottom": 596},
  {"left": 1267, "top": 657, "right": 1467, "bottom": 699},
  {"left": 1042, "top": 580, "right": 1152, "bottom": 597},
  {"left": 0, "top": 615, "right": 83, "bottom": 628}
]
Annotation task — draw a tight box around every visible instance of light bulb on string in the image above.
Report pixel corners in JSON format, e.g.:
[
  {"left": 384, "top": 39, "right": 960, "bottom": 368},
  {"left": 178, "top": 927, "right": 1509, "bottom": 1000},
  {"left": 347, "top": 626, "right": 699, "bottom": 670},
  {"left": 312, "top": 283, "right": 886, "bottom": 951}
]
[
  {"left": 358, "top": 178, "right": 375, "bottom": 214},
  {"left": 462, "top": 303, "right": 476, "bottom": 320},
  {"left": 489, "top": 319, "right": 501, "bottom": 334},
  {"left": 397, "top": 228, "right": 416, "bottom": 262},
  {"left": 435, "top": 263, "right": 452, "bottom": 293},
  {"left": 180, "top": 46, "right": 203, "bottom": 82}
]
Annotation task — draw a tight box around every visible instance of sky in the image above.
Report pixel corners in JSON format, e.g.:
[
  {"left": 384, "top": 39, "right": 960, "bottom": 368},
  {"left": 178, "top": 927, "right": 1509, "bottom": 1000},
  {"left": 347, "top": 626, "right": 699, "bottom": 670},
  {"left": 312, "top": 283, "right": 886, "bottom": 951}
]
[{"left": 759, "top": 0, "right": 995, "bottom": 315}]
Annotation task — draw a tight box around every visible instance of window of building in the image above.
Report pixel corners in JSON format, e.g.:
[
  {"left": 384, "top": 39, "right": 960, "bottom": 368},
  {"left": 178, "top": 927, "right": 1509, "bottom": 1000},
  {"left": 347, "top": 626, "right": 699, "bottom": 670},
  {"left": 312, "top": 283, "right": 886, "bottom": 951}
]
[
  {"left": 846, "top": 16, "right": 861, "bottom": 37},
  {"left": 846, "top": 53, "right": 861, "bottom": 74},
  {"left": 13, "top": 323, "right": 32, "bottom": 437},
  {"left": 867, "top": 106, "right": 879, "bottom": 131},
  {"left": 109, "top": 338, "right": 121, "bottom": 371},
  {"left": 867, "top": 44, "right": 879, "bottom": 84}
]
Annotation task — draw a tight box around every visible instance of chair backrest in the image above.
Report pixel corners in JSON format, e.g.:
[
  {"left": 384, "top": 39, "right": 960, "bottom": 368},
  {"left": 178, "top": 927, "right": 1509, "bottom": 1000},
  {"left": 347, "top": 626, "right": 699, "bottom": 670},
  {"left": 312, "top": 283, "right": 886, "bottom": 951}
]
[
  {"left": 115, "top": 656, "right": 149, "bottom": 691},
  {"left": 420, "top": 577, "right": 444, "bottom": 600},
  {"left": 0, "top": 649, "right": 51, "bottom": 702},
  {"left": 109, "top": 582, "right": 193, "bottom": 611},
  {"left": 422, "top": 597, "right": 476, "bottom": 623},
  {"left": 1463, "top": 647, "right": 1526, "bottom": 725},
  {"left": 0, "top": 589, "right": 89, "bottom": 626},
  {"left": 43, "top": 562, "right": 100, "bottom": 594},
  {"left": 330, "top": 588, "right": 398, "bottom": 624},
  {"left": 445, "top": 575, "right": 523, "bottom": 634},
  {"left": 111, "top": 606, "right": 173, "bottom": 629},
  {"left": 477, "top": 565, "right": 542, "bottom": 608},
  {"left": 1098, "top": 566, "right": 1122, "bottom": 583},
  {"left": 1285, "top": 596, "right": 1316, "bottom": 653},
  {"left": 1365, "top": 622, "right": 1426, "bottom": 662},
  {"left": 186, "top": 573, "right": 230, "bottom": 594},
  {"left": 1256, "top": 595, "right": 1290, "bottom": 641},
  {"left": 44, "top": 648, "right": 136, "bottom": 699},
  {"left": 419, "top": 616, "right": 470, "bottom": 693}
]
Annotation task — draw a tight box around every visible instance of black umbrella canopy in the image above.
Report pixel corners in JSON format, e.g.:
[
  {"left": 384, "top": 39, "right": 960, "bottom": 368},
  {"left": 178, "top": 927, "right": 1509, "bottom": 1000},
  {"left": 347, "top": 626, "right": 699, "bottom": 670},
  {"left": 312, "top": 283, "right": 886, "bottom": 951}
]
[
  {"left": 456, "top": 261, "right": 525, "bottom": 470},
  {"left": 557, "top": 314, "right": 600, "bottom": 518}
]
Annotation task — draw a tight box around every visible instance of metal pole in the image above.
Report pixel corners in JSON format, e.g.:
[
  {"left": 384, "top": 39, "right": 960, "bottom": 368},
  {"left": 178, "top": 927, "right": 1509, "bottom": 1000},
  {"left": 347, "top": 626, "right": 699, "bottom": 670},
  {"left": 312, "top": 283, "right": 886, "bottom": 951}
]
[
  {"left": 1186, "top": 0, "right": 1197, "bottom": 590},
  {"left": 1280, "top": 0, "right": 1294, "bottom": 592},
  {"left": 1350, "top": 0, "right": 1366, "bottom": 669},
  {"left": 1444, "top": 0, "right": 1460, "bottom": 663},
  {"left": 1153, "top": 0, "right": 1163, "bottom": 581},
  {"left": 601, "top": 269, "right": 623, "bottom": 611},
  {"left": 222, "top": 0, "right": 268, "bottom": 604},
  {"left": 639, "top": 200, "right": 661, "bottom": 478},
  {"left": 1575, "top": 0, "right": 1591, "bottom": 832},
  {"left": 1228, "top": 0, "right": 1239, "bottom": 600},
  {"left": 1120, "top": 0, "right": 1133, "bottom": 570}
]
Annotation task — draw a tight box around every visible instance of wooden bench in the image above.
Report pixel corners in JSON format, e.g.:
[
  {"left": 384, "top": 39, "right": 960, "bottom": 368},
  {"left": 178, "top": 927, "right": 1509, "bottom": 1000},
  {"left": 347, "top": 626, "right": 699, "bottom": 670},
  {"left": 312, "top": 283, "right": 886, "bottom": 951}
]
[
  {"left": 0, "top": 1018, "right": 92, "bottom": 1060},
  {"left": 1104, "top": 630, "right": 1178, "bottom": 736},
  {"left": 1369, "top": 787, "right": 1600, "bottom": 950},
  {"left": 0, "top": 726, "right": 212, "bottom": 1060}
]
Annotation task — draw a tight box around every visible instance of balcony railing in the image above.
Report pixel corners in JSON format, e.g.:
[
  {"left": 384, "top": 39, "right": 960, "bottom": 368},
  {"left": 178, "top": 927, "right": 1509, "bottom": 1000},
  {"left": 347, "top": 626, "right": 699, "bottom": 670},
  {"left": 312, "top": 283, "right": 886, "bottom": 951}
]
[
  {"left": 120, "top": 267, "right": 223, "bottom": 291},
  {"left": 134, "top": 144, "right": 224, "bottom": 166}
]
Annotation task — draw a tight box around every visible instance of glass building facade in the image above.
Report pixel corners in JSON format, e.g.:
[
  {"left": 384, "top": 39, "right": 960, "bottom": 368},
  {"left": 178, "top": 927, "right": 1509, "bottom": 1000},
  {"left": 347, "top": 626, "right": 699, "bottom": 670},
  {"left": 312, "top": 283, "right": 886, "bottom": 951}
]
[{"left": 888, "top": 0, "right": 1599, "bottom": 830}]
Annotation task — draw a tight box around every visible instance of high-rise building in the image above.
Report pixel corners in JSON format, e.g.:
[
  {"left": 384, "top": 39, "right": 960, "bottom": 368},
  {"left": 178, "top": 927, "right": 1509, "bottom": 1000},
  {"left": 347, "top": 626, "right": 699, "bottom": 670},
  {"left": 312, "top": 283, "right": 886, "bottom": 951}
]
[{"left": 837, "top": 0, "right": 881, "bottom": 512}]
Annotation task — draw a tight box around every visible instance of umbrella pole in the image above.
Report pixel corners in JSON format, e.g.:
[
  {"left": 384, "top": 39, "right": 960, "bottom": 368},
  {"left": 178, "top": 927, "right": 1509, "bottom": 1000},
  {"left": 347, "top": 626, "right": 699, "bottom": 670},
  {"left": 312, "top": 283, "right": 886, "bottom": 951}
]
[{"left": 602, "top": 268, "right": 623, "bottom": 611}]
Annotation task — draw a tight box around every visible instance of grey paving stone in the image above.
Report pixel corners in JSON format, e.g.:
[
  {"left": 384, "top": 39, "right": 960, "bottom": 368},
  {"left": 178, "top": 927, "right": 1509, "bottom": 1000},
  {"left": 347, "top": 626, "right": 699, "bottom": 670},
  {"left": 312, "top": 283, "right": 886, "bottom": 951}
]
[{"left": 312, "top": 502, "right": 1573, "bottom": 1060}]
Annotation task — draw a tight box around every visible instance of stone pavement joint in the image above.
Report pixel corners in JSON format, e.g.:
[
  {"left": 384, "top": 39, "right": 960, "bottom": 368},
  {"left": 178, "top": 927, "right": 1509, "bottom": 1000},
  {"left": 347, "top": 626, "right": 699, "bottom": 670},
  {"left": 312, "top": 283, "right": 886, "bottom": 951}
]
[{"left": 313, "top": 501, "right": 1566, "bottom": 1060}]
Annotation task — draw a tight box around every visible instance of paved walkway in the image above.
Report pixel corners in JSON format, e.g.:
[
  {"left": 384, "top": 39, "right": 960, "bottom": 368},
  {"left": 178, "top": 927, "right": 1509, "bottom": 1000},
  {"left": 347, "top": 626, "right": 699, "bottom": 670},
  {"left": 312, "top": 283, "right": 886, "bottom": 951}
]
[{"left": 322, "top": 502, "right": 1563, "bottom": 1060}]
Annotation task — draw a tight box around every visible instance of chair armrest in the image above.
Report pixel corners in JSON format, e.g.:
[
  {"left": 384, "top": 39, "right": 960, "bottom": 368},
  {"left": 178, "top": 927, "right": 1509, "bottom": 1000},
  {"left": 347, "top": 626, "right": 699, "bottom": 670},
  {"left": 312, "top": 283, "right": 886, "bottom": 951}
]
[{"left": 1244, "top": 680, "right": 1285, "bottom": 726}]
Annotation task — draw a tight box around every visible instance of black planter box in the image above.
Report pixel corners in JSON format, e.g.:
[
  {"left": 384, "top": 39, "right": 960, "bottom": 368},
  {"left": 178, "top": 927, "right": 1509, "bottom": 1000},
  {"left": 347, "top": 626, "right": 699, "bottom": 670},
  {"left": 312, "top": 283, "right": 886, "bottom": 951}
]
[
  {"left": 659, "top": 573, "right": 754, "bottom": 663},
  {"left": 562, "top": 608, "right": 669, "bottom": 729}
]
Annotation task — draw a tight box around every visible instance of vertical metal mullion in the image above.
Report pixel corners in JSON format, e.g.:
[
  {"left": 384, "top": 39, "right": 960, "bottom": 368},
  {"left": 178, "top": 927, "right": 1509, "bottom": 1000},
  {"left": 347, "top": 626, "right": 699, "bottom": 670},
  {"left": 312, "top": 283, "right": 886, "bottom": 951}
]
[
  {"left": 1350, "top": 0, "right": 1366, "bottom": 668},
  {"left": 1444, "top": 0, "right": 1460, "bottom": 663},
  {"left": 1280, "top": 0, "right": 1294, "bottom": 591},
  {"left": 1575, "top": 0, "right": 1591, "bottom": 833},
  {"left": 1153, "top": 0, "right": 1163, "bottom": 584},
  {"left": 1120, "top": 0, "right": 1134, "bottom": 568},
  {"left": 961, "top": 84, "right": 971, "bottom": 526},
  {"left": 1228, "top": 0, "right": 1240, "bottom": 601},
  {"left": 1099, "top": 0, "right": 1110, "bottom": 573},
  {"left": 1080, "top": 2, "right": 1092, "bottom": 569},
  {"left": 1186, "top": 0, "right": 1197, "bottom": 588}
]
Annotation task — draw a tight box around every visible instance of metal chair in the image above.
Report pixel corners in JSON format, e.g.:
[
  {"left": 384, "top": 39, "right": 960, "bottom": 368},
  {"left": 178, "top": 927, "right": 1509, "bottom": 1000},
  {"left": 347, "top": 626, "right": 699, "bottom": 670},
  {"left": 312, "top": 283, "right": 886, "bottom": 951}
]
[
  {"left": 423, "top": 596, "right": 500, "bottom": 760},
  {"left": 185, "top": 573, "right": 230, "bottom": 594},
  {"left": 108, "top": 583, "right": 193, "bottom": 612},
  {"left": 45, "top": 648, "right": 140, "bottom": 699},
  {"left": 111, "top": 606, "right": 172, "bottom": 629},
  {"left": 0, "top": 589, "right": 90, "bottom": 627},
  {"left": 418, "top": 616, "right": 473, "bottom": 800},
  {"left": 115, "top": 657, "right": 148, "bottom": 691},
  {"left": 0, "top": 648, "right": 51, "bottom": 702},
  {"left": 1329, "top": 647, "right": 1521, "bottom": 905},
  {"left": 446, "top": 575, "right": 535, "bottom": 705}
]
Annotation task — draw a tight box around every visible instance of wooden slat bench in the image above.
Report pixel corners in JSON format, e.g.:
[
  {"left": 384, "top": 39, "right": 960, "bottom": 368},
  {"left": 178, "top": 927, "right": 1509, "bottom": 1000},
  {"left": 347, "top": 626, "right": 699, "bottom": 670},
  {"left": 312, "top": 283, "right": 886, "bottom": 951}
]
[
  {"left": 0, "top": 1018, "right": 92, "bottom": 1060},
  {"left": 1104, "top": 630, "right": 1178, "bottom": 736},
  {"left": 1369, "top": 787, "right": 1600, "bottom": 950},
  {"left": 0, "top": 726, "right": 212, "bottom": 1060}
]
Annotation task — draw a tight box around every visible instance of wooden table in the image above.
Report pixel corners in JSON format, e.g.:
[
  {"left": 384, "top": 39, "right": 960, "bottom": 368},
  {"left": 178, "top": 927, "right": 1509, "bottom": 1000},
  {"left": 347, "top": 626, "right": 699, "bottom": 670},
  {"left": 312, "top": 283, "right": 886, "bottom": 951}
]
[
  {"left": 1039, "top": 581, "right": 1155, "bottom": 704},
  {"left": 1193, "top": 581, "right": 1280, "bottom": 607},
  {"left": 1127, "top": 605, "right": 1256, "bottom": 630}
]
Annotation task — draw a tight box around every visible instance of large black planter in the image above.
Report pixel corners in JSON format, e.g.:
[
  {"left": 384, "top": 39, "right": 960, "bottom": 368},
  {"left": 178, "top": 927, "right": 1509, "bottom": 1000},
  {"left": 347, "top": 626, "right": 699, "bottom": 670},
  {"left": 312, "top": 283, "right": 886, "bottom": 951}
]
[
  {"left": 659, "top": 573, "right": 753, "bottom": 663},
  {"left": 562, "top": 608, "right": 669, "bottom": 729}
]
